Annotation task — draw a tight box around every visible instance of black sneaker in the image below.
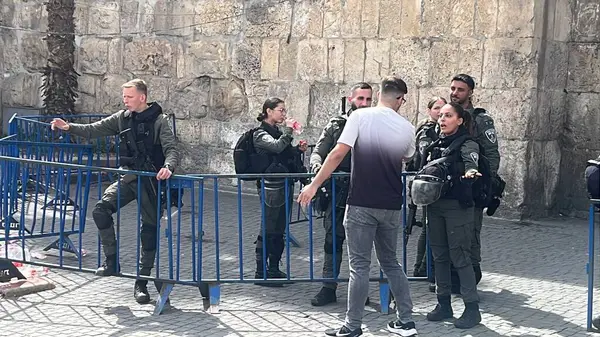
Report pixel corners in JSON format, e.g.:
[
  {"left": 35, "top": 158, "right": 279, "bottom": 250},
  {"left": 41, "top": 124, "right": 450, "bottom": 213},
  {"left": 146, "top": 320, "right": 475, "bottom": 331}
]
[
  {"left": 324, "top": 325, "right": 363, "bottom": 337},
  {"left": 387, "top": 320, "right": 418, "bottom": 336}
]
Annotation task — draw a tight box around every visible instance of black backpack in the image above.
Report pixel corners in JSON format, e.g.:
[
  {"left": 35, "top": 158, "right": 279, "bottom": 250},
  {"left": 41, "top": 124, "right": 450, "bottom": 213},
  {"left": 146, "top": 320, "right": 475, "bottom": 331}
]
[{"left": 233, "top": 127, "right": 271, "bottom": 181}]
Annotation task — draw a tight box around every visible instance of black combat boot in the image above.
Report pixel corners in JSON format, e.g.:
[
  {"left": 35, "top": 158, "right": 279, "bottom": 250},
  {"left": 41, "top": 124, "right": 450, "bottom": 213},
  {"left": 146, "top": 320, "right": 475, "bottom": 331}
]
[
  {"left": 254, "top": 247, "right": 282, "bottom": 287},
  {"left": 134, "top": 280, "right": 150, "bottom": 304},
  {"left": 426, "top": 295, "right": 454, "bottom": 321},
  {"left": 454, "top": 301, "right": 481, "bottom": 329},
  {"left": 95, "top": 254, "right": 119, "bottom": 276},
  {"left": 311, "top": 287, "right": 337, "bottom": 306},
  {"left": 268, "top": 255, "right": 294, "bottom": 284}
]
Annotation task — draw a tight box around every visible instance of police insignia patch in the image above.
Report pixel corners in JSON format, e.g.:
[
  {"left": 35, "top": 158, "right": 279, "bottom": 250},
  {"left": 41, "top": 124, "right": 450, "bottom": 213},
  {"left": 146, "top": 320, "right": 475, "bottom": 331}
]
[
  {"left": 470, "top": 152, "right": 479, "bottom": 163},
  {"left": 484, "top": 128, "right": 497, "bottom": 143}
]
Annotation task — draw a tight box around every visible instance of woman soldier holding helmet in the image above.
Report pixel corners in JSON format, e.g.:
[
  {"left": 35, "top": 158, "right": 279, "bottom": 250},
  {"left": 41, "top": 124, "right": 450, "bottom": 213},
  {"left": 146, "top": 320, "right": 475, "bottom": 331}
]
[{"left": 410, "top": 102, "right": 482, "bottom": 329}]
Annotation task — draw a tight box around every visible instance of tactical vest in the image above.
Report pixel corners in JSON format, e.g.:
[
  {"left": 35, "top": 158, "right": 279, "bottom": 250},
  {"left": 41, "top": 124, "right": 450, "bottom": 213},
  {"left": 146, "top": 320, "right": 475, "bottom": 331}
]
[
  {"left": 427, "top": 136, "right": 471, "bottom": 205},
  {"left": 121, "top": 105, "right": 165, "bottom": 171},
  {"left": 258, "top": 123, "right": 303, "bottom": 175},
  {"left": 329, "top": 117, "right": 351, "bottom": 172}
]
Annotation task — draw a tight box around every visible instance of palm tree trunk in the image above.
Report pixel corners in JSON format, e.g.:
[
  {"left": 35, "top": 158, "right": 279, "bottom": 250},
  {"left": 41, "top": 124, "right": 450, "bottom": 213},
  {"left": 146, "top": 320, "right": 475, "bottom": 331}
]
[{"left": 41, "top": 0, "right": 79, "bottom": 118}]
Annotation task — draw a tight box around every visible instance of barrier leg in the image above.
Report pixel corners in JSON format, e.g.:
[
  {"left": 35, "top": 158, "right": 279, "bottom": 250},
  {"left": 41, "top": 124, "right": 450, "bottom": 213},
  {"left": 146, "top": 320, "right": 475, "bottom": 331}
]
[
  {"left": 379, "top": 280, "right": 390, "bottom": 314},
  {"left": 208, "top": 282, "right": 221, "bottom": 314},
  {"left": 587, "top": 206, "right": 597, "bottom": 332},
  {"left": 153, "top": 282, "right": 174, "bottom": 316},
  {"left": 0, "top": 213, "right": 29, "bottom": 234},
  {"left": 199, "top": 282, "right": 209, "bottom": 299},
  {"left": 285, "top": 230, "right": 300, "bottom": 248},
  {"left": 42, "top": 234, "right": 84, "bottom": 259},
  {"left": 0, "top": 258, "right": 26, "bottom": 282}
]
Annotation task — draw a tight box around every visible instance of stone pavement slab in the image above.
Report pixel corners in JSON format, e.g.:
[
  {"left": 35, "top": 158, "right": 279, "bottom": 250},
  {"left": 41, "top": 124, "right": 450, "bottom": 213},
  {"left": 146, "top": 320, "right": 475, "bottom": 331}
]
[{"left": 0, "top": 183, "right": 598, "bottom": 336}]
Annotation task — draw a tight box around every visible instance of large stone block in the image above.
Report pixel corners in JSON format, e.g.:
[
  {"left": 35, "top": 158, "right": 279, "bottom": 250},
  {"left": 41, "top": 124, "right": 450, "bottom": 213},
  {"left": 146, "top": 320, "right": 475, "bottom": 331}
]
[
  {"left": 74, "top": 0, "right": 89, "bottom": 35},
  {"left": 297, "top": 39, "right": 328, "bottom": 82},
  {"left": 278, "top": 40, "right": 298, "bottom": 80},
  {"left": 180, "top": 40, "right": 229, "bottom": 79},
  {"left": 449, "top": 0, "right": 475, "bottom": 37},
  {"left": 341, "top": 0, "right": 361, "bottom": 37},
  {"left": 79, "top": 38, "right": 109, "bottom": 75},
  {"left": 364, "top": 39, "right": 390, "bottom": 83},
  {"left": 177, "top": 119, "right": 218, "bottom": 145},
  {"left": 267, "top": 81, "right": 311, "bottom": 125},
  {"left": 327, "top": 39, "right": 345, "bottom": 83},
  {"left": 20, "top": 32, "right": 47, "bottom": 72},
  {"left": 361, "top": 0, "right": 379, "bottom": 37},
  {"left": 88, "top": 2, "right": 120, "bottom": 35},
  {"left": 232, "top": 39, "right": 261, "bottom": 80},
  {"left": 475, "top": 88, "right": 534, "bottom": 140},
  {"left": 98, "top": 74, "right": 129, "bottom": 113},
  {"left": 307, "top": 83, "right": 347, "bottom": 129},
  {"left": 2, "top": 31, "right": 21, "bottom": 73},
  {"left": 124, "top": 38, "right": 177, "bottom": 77},
  {"left": 540, "top": 41, "right": 568, "bottom": 90},
  {"left": 497, "top": 139, "right": 527, "bottom": 211},
  {"left": 390, "top": 38, "right": 432, "bottom": 87},
  {"left": 421, "top": 0, "right": 451, "bottom": 37},
  {"left": 567, "top": 43, "right": 600, "bottom": 93},
  {"left": 323, "top": 0, "right": 343, "bottom": 37},
  {"left": 526, "top": 89, "right": 566, "bottom": 141},
  {"left": 564, "top": 92, "right": 600, "bottom": 148},
  {"left": 169, "top": 77, "right": 211, "bottom": 120},
  {"left": 74, "top": 74, "right": 98, "bottom": 113},
  {"left": 572, "top": 0, "right": 600, "bottom": 42},
  {"left": 107, "top": 38, "right": 124, "bottom": 73},
  {"left": 219, "top": 121, "right": 256, "bottom": 149},
  {"left": 378, "top": 0, "right": 402, "bottom": 37},
  {"left": 481, "top": 38, "right": 538, "bottom": 89},
  {"left": 168, "top": 0, "right": 195, "bottom": 37},
  {"left": 524, "top": 140, "right": 561, "bottom": 214},
  {"left": 553, "top": 0, "right": 572, "bottom": 42},
  {"left": 496, "top": 0, "right": 535, "bottom": 37},
  {"left": 193, "top": 0, "right": 243, "bottom": 36},
  {"left": 210, "top": 78, "right": 248, "bottom": 122},
  {"left": 429, "top": 39, "right": 483, "bottom": 86},
  {"left": 260, "top": 39, "right": 279, "bottom": 80},
  {"left": 474, "top": 0, "right": 497, "bottom": 37},
  {"left": 2, "top": 72, "right": 43, "bottom": 108},
  {"left": 245, "top": 0, "right": 292, "bottom": 38},
  {"left": 13, "top": 0, "right": 46, "bottom": 30},
  {"left": 145, "top": 77, "right": 171, "bottom": 108},
  {"left": 344, "top": 39, "right": 365, "bottom": 83},
  {"left": 291, "top": 0, "right": 324, "bottom": 38}
]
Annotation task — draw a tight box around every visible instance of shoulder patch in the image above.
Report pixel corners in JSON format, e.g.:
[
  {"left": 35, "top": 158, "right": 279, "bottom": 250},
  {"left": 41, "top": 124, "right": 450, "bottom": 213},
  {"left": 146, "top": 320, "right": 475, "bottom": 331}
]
[
  {"left": 470, "top": 152, "right": 479, "bottom": 163},
  {"left": 484, "top": 128, "right": 497, "bottom": 144}
]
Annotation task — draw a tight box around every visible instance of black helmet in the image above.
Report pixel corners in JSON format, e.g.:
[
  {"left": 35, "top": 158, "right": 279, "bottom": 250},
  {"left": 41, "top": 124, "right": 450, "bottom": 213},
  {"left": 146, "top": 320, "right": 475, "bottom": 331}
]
[{"left": 411, "top": 161, "right": 450, "bottom": 206}]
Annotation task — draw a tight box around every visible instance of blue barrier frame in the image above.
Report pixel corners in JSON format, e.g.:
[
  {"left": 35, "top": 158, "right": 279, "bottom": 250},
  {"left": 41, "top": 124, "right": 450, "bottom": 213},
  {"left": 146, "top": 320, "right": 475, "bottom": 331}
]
[{"left": 588, "top": 200, "right": 599, "bottom": 332}]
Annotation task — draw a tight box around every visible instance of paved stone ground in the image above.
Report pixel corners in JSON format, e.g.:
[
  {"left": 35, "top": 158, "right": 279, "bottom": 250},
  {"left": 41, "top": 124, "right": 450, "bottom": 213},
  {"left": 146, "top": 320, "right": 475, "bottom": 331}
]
[{"left": 1, "top": 177, "right": 599, "bottom": 336}]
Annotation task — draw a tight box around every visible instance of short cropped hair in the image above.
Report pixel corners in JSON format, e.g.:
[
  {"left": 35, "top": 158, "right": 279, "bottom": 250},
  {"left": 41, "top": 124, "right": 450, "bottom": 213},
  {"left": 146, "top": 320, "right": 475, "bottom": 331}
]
[
  {"left": 350, "top": 82, "right": 373, "bottom": 93},
  {"left": 452, "top": 74, "right": 475, "bottom": 90},
  {"left": 380, "top": 76, "right": 408, "bottom": 96},
  {"left": 122, "top": 79, "right": 148, "bottom": 96}
]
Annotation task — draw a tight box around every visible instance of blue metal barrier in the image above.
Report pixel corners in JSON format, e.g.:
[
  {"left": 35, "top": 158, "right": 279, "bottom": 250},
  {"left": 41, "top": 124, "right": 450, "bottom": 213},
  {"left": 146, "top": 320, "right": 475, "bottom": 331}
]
[
  {"left": 0, "top": 139, "right": 94, "bottom": 260},
  {"left": 587, "top": 200, "right": 599, "bottom": 332},
  {"left": 0, "top": 154, "right": 430, "bottom": 316}
]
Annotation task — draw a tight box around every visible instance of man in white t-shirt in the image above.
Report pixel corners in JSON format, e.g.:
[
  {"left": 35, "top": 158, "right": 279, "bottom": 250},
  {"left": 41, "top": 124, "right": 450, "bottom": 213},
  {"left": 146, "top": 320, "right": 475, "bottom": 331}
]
[{"left": 298, "top": 76, "right": 417, "bottom": 337}]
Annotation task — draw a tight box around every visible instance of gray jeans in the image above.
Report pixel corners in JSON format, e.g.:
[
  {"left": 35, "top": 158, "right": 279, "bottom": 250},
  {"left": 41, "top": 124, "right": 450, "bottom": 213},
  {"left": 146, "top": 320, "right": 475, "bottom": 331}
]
[{"left": 343, "top": 205, "right": 414, "bottom": 330}]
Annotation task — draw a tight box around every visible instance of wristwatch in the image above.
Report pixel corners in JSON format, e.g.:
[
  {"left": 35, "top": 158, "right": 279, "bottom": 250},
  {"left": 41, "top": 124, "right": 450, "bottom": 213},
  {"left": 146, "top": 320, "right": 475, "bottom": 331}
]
[{"left": 163, "top": 164, "right": 174, "bottom": 173}]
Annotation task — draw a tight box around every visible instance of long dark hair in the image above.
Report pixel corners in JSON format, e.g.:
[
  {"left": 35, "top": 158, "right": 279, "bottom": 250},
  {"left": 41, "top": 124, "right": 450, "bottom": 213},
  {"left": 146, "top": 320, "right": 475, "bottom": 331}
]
[
  {"left": 257, "top": 97, "right": 284, "bottom": 122},
  {"left": 447, "top": 102, "right": 474, "bottom": 136}
]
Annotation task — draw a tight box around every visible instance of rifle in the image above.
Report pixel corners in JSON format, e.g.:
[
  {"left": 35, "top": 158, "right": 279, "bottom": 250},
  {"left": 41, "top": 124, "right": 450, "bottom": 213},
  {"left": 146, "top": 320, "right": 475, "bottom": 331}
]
[{"left": 403, "top": 203, "right": 422, "bottom": 245}]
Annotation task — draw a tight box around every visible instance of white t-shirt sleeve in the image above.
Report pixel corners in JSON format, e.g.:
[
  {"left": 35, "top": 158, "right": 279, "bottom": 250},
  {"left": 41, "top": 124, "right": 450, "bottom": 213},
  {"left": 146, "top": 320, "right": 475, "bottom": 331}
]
[
  {"left": 337, "top": 112, "right": 360, "bottom": 148},
  {"left": 404, "top": 125, "right": 416, "bottom": 159}
]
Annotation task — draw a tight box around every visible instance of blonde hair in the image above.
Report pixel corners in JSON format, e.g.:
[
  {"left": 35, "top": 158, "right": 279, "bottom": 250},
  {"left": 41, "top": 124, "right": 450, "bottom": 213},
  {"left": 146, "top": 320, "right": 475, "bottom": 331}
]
[{"left": 122, "top": 79, "right": 148, "bottom": 96}]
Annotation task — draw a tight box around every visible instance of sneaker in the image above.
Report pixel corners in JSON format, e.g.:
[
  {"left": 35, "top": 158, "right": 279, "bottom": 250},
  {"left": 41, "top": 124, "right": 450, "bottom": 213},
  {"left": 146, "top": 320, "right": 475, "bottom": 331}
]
[
  {"left": 387, "top": 320, "right": 418, "bottom": 336},
  {"left": 324, "top": 325, "right": 363, "bottom": 336}
]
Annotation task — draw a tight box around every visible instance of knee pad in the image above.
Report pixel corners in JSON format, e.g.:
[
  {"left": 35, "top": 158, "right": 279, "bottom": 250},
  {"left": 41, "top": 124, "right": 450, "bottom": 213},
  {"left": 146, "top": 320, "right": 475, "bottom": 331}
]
[{"left": 92, "top": 202, "right": 114, "bottom": 230}]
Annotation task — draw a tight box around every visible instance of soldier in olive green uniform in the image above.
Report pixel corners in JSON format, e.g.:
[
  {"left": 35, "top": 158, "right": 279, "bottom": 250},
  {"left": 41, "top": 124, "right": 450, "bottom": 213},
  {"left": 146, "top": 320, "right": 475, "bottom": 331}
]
[
  {"left": 412, "top": 102, "right": 482, "bottom": 329},
  {"left": 51, "top": 79, "right": 179, "bottom": 304},
  {"left": 450, "top": 74, "right": 501, "bottom": 285},
  {"left": 310, "top": 82, "right": 373, "bottom": 306}
]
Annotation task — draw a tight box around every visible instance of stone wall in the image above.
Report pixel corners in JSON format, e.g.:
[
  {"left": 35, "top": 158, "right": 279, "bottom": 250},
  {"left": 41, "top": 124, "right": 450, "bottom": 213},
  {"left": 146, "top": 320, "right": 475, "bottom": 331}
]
[{"left": 0, "top": 0, "right": 598, "bottom": 219}]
